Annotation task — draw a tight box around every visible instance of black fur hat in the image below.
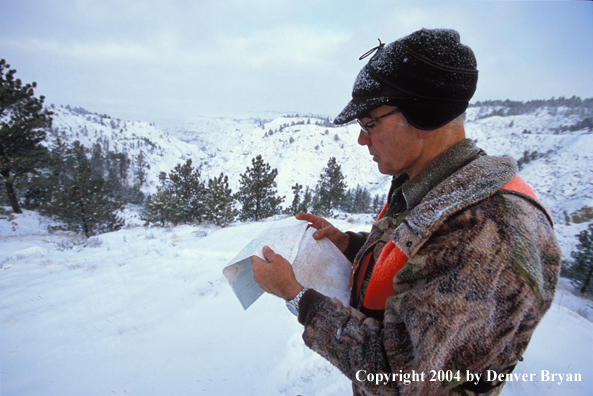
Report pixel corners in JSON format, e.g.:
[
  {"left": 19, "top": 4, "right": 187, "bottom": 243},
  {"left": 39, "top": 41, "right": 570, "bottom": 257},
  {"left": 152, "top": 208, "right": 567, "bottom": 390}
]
[{"left": 334, "top": 29, "right": 478, "bottom": 130}]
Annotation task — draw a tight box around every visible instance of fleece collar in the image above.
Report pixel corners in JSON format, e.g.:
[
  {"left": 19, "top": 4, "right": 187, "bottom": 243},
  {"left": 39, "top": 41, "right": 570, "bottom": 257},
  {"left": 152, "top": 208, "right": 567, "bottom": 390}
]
[
  {"left": 401, "top": 138, "right": 484, "bottom": 210},
  {"left": 393, "top": 155, "right": 518, "bottom": 257}
]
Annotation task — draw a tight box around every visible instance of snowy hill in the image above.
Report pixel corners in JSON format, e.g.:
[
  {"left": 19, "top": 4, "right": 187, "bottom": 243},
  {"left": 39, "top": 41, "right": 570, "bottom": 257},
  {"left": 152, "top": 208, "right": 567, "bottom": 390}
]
[
  {"left": 48, "top": 106, "right": 210, "bottom": 191},
  {"left": 164, "top": 114, "right": 392, "bottom": 198},
  {"left": 166, "top": 99, "right": 593, "bottom": 259},
  {"left": 463, "top": 101, "right": 593, "bottom": 256},
  {"left": 46, "top": 99, "right": 593, "bottom": 258},
  {"left": 1, "top": 209, "right": 592, "bottom": 396},
  {"left": 3, "top": 97, "right": 593, "bottom": 396}
]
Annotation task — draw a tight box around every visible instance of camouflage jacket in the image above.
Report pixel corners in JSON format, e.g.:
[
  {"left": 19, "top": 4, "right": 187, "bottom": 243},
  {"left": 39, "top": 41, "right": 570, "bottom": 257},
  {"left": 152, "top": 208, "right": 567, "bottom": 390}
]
[{"left": 297, "top": 155, "right": 561, "bottom": 396}]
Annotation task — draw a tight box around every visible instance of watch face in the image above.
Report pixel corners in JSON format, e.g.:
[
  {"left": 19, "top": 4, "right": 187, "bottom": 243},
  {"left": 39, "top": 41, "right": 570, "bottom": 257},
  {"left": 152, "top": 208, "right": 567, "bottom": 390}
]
[{"left": 286, "top": 302, "right": 298, "bottom": 316}]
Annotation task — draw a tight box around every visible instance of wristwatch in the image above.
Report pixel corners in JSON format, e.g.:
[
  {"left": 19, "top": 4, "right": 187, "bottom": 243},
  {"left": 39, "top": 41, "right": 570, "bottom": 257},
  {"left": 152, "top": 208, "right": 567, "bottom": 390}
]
[{"left": 286, "top": 288, "right": 309, "bottom": 316}]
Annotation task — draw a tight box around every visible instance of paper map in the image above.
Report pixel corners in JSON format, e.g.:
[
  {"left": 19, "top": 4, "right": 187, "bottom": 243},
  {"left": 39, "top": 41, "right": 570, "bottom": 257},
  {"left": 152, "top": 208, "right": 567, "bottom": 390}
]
[{"left": 222, "top": 218, "right": 352, "bottom": 310}]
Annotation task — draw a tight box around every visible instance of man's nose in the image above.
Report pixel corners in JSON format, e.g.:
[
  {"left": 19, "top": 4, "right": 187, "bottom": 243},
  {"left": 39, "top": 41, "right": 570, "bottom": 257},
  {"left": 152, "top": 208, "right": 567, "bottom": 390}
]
[{"left": 358, "top": 129, "right": 371, "bottom": 146}]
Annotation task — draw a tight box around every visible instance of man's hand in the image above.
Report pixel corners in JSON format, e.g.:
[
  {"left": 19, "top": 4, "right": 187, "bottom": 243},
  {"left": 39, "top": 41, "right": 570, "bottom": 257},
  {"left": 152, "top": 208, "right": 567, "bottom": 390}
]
[
  {"left": 296, "top": 213, "right": 350, "bottom": 252},
  {"left": 251, "top": 246, "right": 303, "bottom": 301}
]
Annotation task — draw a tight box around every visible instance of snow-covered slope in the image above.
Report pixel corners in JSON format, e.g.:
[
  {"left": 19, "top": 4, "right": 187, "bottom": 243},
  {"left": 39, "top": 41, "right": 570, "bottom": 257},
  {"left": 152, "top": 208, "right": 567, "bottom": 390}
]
[
  {"left": 165, "top": 115, "right": 392, "bottom": 198},
  {"left": 1, "top": 210, "right": 592, "bottom": 396},
  {"left": 3, "top": 98, "right": 593, "bottom": 396},
  {"left": 47, "top": 100, "right": 593, "bottom": 257},
  {"left": 48, "top": 106, "right": 209, "bottom": 191},
  {"left": 463, "top": 104, "right": 593, "bottom": 256}
]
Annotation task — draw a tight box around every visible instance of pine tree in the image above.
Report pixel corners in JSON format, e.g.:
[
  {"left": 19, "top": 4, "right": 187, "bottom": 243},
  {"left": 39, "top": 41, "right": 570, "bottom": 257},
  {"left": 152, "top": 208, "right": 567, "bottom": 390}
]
[
  {"left": 285, "top": 183, "right": 304, "bottom": 216},
  {"left": 134, "top": 151, "right": 149, "bottom": 187},
  {"left": 372, "top": 193, "right": 387, "bottom": 217},
  {"left": 104, "top": 151, "right": 130, "bottom": 199},
  {"left": 47, "top": 137, "right": 70, "bottom": 184},
  {"left": 141, "top": 189, "right": 183, "bottom": 226},
  {"left": 167, "top": 159, "right": 206, "bottom": 223},
  {"left": 562, "top": 223, "right": 593, "bottom": 295},
  {"left": 40, "top": 152, "right": 125, "bottom": 237},
  {"left": 352, "top": 185, "right": 372, "bottom": 213},
  {"left": 340, "top": 188, "right": 353, "bottom": 213},
  {"left": 22, "top": 138, "right": 68, "bottom": 209},
  {"left": 342, "top": 185, "right": 372, "bottom": 214},
  {"left": 203, "top": 172, "right": 236, "bottom": 226},
  {"left": 236, "top": 155, "right": 284, "bottom": 221},
  {"left": 1, "top": 59, "right": 52, "bottom": 213},
  {"left": 300, "top": 186, "right": 312, "bottom": 214},
  {"left": 285, "top": 183, "right": 312, "bottom": 216},
  {"left": 90, "top": 143, "right": 104, "bottom": 180},
  {"left": 312, "top": 157, "right": 347, "bottom": 217},
  {"left": 141, "top": 159, "right": 205, "bottom": 226},
  {"left": 158, "top": 171, "right": 167, "bottom": 185}
]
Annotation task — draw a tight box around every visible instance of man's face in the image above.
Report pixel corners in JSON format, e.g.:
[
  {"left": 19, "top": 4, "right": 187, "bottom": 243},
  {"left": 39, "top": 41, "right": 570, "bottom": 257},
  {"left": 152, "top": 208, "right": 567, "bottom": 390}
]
[{"left": 357, "top": 105, "right": 426, "bottom": 177}]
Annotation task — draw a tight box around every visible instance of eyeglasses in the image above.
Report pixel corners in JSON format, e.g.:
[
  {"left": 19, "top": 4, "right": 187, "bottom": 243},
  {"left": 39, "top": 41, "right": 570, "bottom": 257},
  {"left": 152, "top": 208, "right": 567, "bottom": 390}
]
[{"left": 357, "top": 109, "right": 400, "bottom": 134}]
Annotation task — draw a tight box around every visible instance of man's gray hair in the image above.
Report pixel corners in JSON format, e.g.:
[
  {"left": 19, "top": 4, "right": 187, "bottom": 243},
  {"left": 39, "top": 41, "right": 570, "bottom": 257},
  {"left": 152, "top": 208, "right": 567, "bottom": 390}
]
[{"left": 450, "top": 113, "right": 466, "bottom": 129}]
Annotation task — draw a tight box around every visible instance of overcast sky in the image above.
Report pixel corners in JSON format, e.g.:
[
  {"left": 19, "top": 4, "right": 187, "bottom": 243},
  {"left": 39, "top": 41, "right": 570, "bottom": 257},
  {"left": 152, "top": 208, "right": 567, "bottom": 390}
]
[{"left": 1, "top": 0, "right": 592, "bottom": 126}]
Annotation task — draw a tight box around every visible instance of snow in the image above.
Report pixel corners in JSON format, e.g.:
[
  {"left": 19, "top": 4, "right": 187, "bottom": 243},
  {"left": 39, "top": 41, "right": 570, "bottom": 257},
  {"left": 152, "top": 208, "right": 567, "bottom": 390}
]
[
  {"left": 47, "top": 106, "right": 209, "bottom": 193},
  {"left": 1, "top": 210, "right": 592, "bottom": 396},
  {"left": 5, "top": 100, "right": 591, "bottom": 394},
  {"left": 45, "top": 102, "right": 593, "bottom": 261}
]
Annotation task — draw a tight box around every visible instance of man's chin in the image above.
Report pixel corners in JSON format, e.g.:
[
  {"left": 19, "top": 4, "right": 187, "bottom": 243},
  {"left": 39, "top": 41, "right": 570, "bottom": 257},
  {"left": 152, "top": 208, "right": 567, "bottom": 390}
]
[
  {"left": 371, "top": 156, "right": 394, "bottom": 175},
  {"left": 376, "top": 163, "right": 395, "bottom": 176}
]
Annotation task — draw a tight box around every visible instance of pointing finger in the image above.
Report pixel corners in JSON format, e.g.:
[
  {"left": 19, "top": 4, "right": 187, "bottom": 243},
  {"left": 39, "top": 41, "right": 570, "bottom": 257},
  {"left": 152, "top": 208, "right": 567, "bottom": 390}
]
[{"left": 262, "top": 245, "right": 276, "bottom": 262}]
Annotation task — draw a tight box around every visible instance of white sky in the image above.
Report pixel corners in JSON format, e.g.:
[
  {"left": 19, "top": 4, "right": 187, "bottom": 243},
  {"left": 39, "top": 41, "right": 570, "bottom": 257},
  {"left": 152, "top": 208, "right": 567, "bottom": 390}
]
[{"left": 1, "top": 0, "right": 592, "bottom": 126}]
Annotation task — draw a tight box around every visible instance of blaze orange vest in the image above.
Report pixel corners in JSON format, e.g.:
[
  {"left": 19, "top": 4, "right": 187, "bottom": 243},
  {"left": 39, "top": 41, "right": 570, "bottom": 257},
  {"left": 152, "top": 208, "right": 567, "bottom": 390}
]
[{"left": 354, "top": 175, "right": 551, "bottom": 313}]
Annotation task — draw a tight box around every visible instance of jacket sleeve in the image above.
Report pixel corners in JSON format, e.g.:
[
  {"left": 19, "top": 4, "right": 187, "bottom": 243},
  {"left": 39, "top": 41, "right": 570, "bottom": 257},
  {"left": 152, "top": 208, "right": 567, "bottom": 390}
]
[
  {"left": 343, "top": 231, "right": 369, "bottom": 263},
  {"left": 297, "top": 195, "right": 561, "bottom": 396}
]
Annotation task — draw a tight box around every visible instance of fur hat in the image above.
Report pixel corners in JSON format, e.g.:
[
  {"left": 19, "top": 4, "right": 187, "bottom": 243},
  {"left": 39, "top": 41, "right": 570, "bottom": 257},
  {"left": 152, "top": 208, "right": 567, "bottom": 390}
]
[{"left": 334, "top": 28, "right": 478, "bottom": 130}]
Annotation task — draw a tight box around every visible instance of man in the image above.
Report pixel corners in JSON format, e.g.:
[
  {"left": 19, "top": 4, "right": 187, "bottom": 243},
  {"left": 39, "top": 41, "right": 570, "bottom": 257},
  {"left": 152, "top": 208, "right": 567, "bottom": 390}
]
[{"left": 251, "top": 28, "right": 561, "bottom": 396}]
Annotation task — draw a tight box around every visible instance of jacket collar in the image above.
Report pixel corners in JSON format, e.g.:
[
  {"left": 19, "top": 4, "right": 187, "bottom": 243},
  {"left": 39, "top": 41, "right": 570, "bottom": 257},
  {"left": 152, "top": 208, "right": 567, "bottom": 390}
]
[
  {"left": 402, "top": 138, "right": 484, "bottom": 210},
  {"left": 393, "top": 155, "right": 518, "bottom": 256}
]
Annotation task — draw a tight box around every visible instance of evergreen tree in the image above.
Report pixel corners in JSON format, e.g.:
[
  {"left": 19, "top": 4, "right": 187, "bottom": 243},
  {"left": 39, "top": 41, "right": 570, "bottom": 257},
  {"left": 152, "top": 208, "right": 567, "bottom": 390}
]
[
  {"left": 285, "top": 183, "right": 304, "bottom": 216},
  {"left": 562, "top": 223, "right": 593, "bottom": 295},
  {"left": 1, "top": 59, "right": 52, "bottom": 213},
  {"left": 47, "top": 137, "right": 70, "bottom": 184},
  {"left": 39, "top": 150, "right": 125, "bottom": 237},
  {"left": 25, "top": 140, "right": 127, "bottom": 237},
  {"left": 167, "top": 159, "right": 206, "bottom": 223},
  {"left": 106, "top": 163, "right": 122, "bottom": 199},
  {"left": 22, "top": 138, "right": 68, "bottom": 209},
  {"left": 236, "top": 155, "right": 284, "bottom": 221},
  {"left": 90, "top": 143, "right": 104, "bottom": 180},
  {"left": 104, "top": 151, "right": 129, "bottom": 199},
  {"left": 158, "top": 171, "right": 167, "bottom": 185},
  {"left": 300, "top": 186, "right": 312, "bottom": 214},
  {"left": 141, "top": 189, "right": 183, "bottom": 226},
  {"left": 285, "top": 183, "right": 312, "bottom": 216},
  {"left": 312, "top": 157, "right": 347, "bottom": 217},
  {"left": 372, "top": 193, "right": 387, "bottom": 217},
  {"left": 122, "top": 182, "right": 145, "bottom": 205},
  {"left": 141, "top": 159, "right": 205, "bottom": 226},
  {"left": 134, "top": 151, "right": 149, "bottom": 187},
  {"left": 203, "top": 172, "right": 236, "bottom": 226},
  {"left": 340, "top": 188, "right": 353, "bottom": 213},
  {"left": 346, "top": 185, "right": 372, "bottom": 213}
]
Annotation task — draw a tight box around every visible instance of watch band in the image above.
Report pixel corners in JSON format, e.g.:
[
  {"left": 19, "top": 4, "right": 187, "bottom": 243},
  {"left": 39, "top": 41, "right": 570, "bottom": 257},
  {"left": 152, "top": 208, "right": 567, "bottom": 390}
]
[{"left": 286, "top": 288, "right": 309, "bottom": 316}]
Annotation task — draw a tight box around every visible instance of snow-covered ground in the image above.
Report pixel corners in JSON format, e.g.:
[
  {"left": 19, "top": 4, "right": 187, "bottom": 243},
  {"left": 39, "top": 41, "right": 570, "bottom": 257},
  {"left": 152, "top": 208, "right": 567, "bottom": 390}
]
[{"left": 1, "top": 209, "right": 592, "bottom": 396}]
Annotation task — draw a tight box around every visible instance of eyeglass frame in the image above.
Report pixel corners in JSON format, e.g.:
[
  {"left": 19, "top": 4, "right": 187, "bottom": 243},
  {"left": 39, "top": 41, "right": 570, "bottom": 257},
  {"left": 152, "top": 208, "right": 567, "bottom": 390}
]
[{"left": 357, "top": 109, "right": 401, "bottom": 134}]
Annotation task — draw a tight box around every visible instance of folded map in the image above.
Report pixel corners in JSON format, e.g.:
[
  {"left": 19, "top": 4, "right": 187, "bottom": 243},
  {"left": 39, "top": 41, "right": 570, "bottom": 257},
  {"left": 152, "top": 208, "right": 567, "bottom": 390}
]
[{"left": 222, "top": 217, "right": 352, "bottom": 310}]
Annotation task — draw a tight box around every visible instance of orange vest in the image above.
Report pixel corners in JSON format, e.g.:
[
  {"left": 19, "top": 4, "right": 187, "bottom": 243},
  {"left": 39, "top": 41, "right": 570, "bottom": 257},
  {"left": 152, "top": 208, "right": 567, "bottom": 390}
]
[{"left": 355, "top": 175, "right": 550, "bottom": 313}]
